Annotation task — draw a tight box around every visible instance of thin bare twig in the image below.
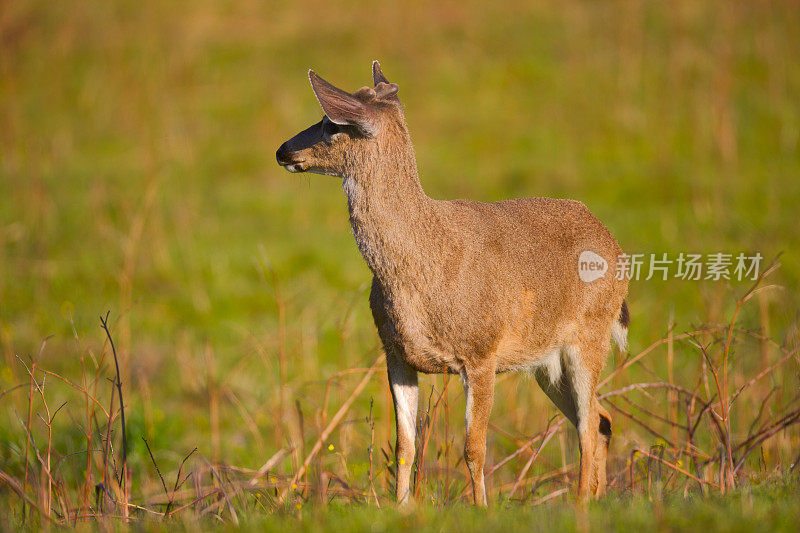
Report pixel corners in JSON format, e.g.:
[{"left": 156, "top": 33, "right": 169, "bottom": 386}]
[{"left": 100, "top": 312, "right": 127, "bottom": 489}]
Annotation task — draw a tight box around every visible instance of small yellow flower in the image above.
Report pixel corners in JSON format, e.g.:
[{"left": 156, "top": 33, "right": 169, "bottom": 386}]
[
  {"left": 295, "top": 503, "right": 302, "bottom": 510},
  {"left": 398, "top": 458, "right": 405, "bottom": 465},
  {"left": 291, "top": 483, "right": 297, "bottom": 490},
  {"left": 328, "top": 444, "right": 335, "bottom": 451}
]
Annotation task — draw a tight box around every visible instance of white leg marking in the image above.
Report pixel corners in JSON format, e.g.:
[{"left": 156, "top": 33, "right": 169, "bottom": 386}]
[
  {"left": 394, "top": 382, "right": 417, "bottom": 438},
  {"left": 461, "top": 370, "right": 473, "bottom": 432},
  {"left": 564, "top": 345, "right": 592, "bottom": 433},
  {"left": 386, "top": 349, "right": 418, "bottom": 504}
]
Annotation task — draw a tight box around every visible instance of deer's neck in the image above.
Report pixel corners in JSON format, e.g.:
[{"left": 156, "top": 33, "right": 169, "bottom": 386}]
[{"left": 342, "top": 140, "right": 439, "bottom": 285}]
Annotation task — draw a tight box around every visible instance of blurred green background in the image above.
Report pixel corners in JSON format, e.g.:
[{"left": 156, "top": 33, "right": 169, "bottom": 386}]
[{"left": 1, "top": 0, "right": 799, "bottom": 499}]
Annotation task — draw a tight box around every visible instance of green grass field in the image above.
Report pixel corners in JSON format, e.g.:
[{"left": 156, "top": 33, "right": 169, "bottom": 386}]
[{"left": 1, "top": 0, "right": 799, "bottom": 530}]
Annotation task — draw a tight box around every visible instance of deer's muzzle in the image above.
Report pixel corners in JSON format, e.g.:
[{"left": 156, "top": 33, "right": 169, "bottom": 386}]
[{"left": 276, "top": 143, "right": 308, "bottom": 173}]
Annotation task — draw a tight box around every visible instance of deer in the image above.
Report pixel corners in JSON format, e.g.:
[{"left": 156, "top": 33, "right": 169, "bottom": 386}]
[{"left": 276, "top": 61, "right": 629, "bottom": 506}]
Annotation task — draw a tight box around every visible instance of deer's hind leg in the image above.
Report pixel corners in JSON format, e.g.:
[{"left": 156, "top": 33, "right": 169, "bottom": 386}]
[
  {"left": 535, "top": 343, "right": 610, "bottom": 500},
  {"left": 565, "top": 340, "right": 610, "bottom": 501}
]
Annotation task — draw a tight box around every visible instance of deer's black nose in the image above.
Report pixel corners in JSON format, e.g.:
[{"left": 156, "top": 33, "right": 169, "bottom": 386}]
[{"left": 276, "top": 142, "right": 291, "bottom": 165}]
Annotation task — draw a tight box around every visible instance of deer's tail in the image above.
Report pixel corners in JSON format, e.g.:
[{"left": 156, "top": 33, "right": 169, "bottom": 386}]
[{"left": 611, "top": 299, "right": 629, "bottom": 351}]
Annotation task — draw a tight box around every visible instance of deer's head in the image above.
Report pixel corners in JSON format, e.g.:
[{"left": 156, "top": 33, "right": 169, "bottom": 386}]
[{"left": 276, "top": 61, "right": 404, "bottom": 178}]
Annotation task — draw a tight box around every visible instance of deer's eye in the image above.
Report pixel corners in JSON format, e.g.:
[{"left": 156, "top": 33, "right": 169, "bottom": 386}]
[
  {"left": 323, "top": 120, "right": 339, "bottom": 135},
  {"left": 325, "top": 123, "right": 349, "bottom": 143}
]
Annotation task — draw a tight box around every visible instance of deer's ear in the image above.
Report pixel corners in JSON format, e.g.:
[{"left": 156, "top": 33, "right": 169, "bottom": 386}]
[
  {"left": 372, "top": 60, "right": 390, "bottom": 85},
  {"left": 372, "top": 60, "right": 400, "bottom": 102},
  {"left": 309, "top": 70, "right": 376, "bottom": 134}
]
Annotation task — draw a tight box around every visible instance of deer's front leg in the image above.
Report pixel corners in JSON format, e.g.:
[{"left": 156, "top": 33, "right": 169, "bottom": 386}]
[
  {"left": 386, "top": 347, "right": 418, "bottom": 505},
  {"left": 462, "top": 364, "right": 496, "bottom": 506}
]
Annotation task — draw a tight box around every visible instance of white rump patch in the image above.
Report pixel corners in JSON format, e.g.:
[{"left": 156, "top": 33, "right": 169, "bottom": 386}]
[
  {"left": 540, "top": 347, "right": 563, "bottom": 387},
  {"left": 521, "top": 347, "right": 563, "bottom": 388}
]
